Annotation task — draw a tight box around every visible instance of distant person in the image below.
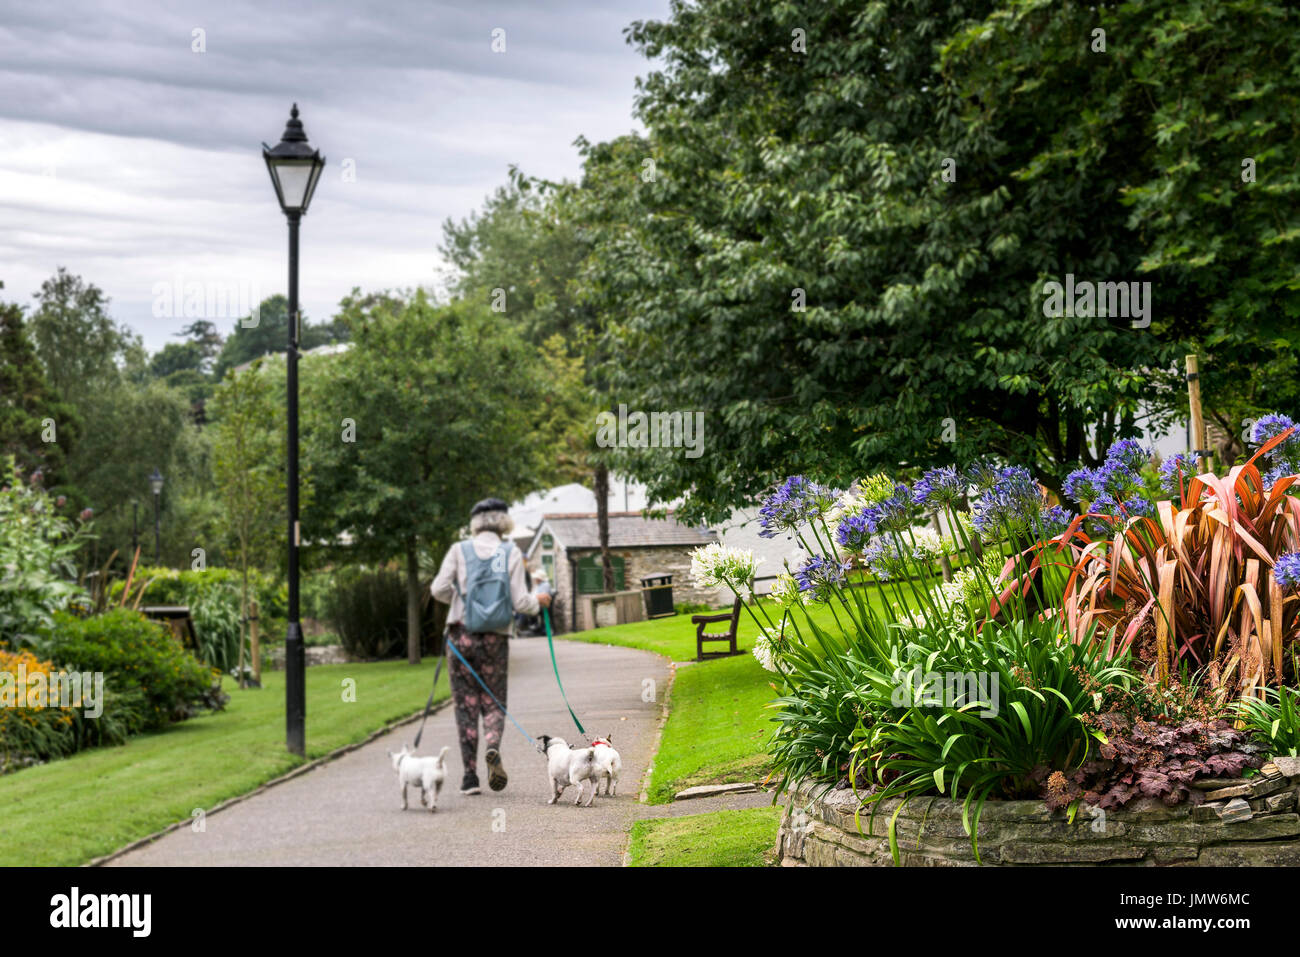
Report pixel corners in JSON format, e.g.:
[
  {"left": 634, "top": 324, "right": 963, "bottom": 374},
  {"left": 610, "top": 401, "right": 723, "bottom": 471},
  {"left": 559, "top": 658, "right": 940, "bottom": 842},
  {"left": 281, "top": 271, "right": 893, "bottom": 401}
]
[
  {"left": 528, "top": 566, "right": 553, "bottom": 635},
  {"left": 431, "top": 498, "right": 551, "bottom": 795}
]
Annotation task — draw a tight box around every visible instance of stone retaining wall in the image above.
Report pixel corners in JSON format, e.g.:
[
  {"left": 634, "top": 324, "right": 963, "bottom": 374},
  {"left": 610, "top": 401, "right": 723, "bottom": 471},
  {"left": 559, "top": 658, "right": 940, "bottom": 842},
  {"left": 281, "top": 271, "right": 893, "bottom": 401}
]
[{"left": 777, "top": 759, "right": 1300, "bottom": 866}]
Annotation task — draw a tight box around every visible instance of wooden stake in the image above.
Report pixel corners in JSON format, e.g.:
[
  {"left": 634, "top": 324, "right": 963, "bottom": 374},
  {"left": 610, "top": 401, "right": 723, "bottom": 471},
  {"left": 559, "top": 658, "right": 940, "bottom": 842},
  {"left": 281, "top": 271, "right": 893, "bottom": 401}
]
[
  {"left": 1186, "top": 355, "right": 1208, "bottom": 471},
  {"left": 250, "top": 599, "right": 261, "bottom": 685}
]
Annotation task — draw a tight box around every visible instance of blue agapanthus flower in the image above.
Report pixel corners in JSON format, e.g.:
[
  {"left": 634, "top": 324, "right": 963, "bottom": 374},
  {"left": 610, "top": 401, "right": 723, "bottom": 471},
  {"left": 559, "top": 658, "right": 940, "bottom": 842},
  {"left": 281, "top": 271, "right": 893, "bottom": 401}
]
[
  {"left": 1038, "top": 504, "right": 1076, "bottom": 539},
  {"left": 1251, "top": 413, "right": 1300, "bottom": 489},
  {"left": 1104, "top": 439, "right": 1151, "bottom": 473},
  {"left": 758, "top": 475, "right": 836, "bottom": 539},
  {"left": 1118, "top": 495, "right": 1157, "bottom": 519},
  {"left": 862, "top": 535, "right": 909, "bottom": 581},
  {"left": 835, "top": 511, "right": 872, "bottom": 553},
  {"left": 1264, "top": 464, "right": 1293, "bottom": 489},
  {"left": 1274, "top": 552, "right": 1300, "bottom": 591},
  {"left": 971, "top": 466, "right": 1041, "bottom": 540},
  {"left": 1251, "top": 413, "right": 1298, "bottom": 447},
  {"left": 1098, "top": 461, "right": 1146, "bottom": 499},
  {"left": 1088, "top": 493, "right": 1118, "bottom": 515},
  {"left": 966, "top": 459, "right": 1002, "bottom": 492},
  {"left": 862, "top": 484, "right": 916, "bottom": 535},
  {"left": 1063, "top": 468, "right": 1099, "bottom": 506},
  {"left": 912, "top": 466, "right": 964, "bottom": 509},
  {"left": 1158, "top": 453, "right": 1196, "bottom": 496},
  {"left": 794, "top": 554, "right": 849, "bottom": 597}
]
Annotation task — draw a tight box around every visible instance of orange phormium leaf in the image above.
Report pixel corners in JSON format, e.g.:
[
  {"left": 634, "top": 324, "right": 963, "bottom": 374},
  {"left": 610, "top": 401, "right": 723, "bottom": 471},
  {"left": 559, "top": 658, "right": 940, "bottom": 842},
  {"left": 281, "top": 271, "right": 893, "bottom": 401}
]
[
  {"left": 1207, "top": 530, "right": 1230, "bottom": 628},
  {"left": 1245, "top": 425, "right": 1298, "bottom": 471},
  {"left": 1236, "top": 570, "right": 1265, "bottom": 698},
  {"left": 1154, "top": 554, "right": 1177, "bottom": 686},
  {"left": 1121, "top": 594, "right": 1156, "bottom": 659},
  {"left": 1233, "top": 462, "right": 1264, "bottom": 517}
]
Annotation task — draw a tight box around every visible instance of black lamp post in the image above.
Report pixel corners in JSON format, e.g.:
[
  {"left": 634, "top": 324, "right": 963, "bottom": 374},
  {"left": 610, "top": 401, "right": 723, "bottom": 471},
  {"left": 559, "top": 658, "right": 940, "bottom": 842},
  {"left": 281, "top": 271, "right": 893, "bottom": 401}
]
[
  {"left": 263, "top": 104, "right": 324, "bottom": 756},
  {"left": 148, "top": 469, "right": 164, "bottom": 564}
]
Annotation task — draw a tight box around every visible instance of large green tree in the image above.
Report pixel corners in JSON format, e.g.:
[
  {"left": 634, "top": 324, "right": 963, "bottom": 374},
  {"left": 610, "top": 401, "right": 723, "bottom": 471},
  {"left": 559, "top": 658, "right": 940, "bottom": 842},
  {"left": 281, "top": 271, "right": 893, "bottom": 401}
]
[
  {"left": 28, "top": 268, "right": 143, "bottom": 404},
  {"left": 0, "top": 292, "right": 77, "bottom": 484},
  {"left": 24, "top": 270, "right": 211, "bottom": 570},
  {"left": 576, "top": 0, "right": 1294, "bottom": 521},
  {"left": 945, "top": 0, "right": 1300, "bottom": 461},
  {"left": 442, "top": 176, "right": 621, "bottom": 589},
  {"left": 305, "top": 292, "right": 555, "bottom": 662}
]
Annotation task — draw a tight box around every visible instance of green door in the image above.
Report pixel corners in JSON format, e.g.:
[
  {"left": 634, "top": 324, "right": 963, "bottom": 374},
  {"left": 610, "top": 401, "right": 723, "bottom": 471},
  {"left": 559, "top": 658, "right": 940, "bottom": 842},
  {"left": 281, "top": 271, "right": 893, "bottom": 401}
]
[{"left": 576, "top": 554, "right": 625, "bottom": 594}]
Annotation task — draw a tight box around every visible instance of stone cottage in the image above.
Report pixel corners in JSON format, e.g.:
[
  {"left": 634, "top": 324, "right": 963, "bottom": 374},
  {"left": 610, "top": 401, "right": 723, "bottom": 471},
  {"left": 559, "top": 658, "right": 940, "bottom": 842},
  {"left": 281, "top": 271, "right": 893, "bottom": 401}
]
[{"left": 525, "top": 512, "right": 719, "bottom": 632}]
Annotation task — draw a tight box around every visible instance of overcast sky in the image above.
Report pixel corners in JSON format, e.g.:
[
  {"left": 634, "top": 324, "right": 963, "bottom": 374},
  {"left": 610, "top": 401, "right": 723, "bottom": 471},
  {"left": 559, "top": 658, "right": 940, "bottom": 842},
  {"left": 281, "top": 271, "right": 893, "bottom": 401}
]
[{"left": 0, "top": 0, "right": 668, "bottom": 351}]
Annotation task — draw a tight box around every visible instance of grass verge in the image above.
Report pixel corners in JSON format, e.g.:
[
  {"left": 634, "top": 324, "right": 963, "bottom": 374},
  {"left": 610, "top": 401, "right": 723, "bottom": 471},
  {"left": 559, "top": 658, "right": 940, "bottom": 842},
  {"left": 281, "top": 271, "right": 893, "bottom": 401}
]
[
  {"left": 626, "top": 806, "right": 781, "bottom": 867},
  {"left": 0, "top": 659, "right": 447, "bottom": 866},
  {"left": 647, "top": 653, "right": 777, "bottom": 803},
  {"left": 560, "top": 584, "right": 900, "bottom": 663}
]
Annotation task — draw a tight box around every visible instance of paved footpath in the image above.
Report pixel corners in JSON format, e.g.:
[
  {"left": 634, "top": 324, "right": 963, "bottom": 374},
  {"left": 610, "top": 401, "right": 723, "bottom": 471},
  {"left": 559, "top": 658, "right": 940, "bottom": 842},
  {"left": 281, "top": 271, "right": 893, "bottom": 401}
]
[{"left": 109, "top": 638, "right": 684, "bottom": 867}]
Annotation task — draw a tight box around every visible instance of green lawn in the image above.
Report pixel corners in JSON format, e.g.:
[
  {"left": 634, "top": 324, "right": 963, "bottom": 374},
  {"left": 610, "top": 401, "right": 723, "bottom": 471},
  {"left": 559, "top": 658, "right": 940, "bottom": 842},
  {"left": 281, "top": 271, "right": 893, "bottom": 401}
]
[
  {"left": 648, "top": 653, "right": 777, "bottom": 803},
  {"left": 0, "top": 659, "right": 447, "bottom": 866},
  {"left": 626, "top": 806, "right": 782, "bottom": 867},
  {"left": 561, "top": 586, "right": 899, "bottom": 663}
]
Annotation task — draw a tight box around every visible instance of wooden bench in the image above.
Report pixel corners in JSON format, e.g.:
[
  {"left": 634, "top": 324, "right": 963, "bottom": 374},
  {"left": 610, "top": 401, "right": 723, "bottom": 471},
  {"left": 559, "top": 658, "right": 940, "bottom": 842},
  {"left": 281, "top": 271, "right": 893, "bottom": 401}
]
[
  {"left": 693, "top": 597, "right": 744, "bottom": 662},
  {"left": 141, "top": 606, "right": 198, "bottom": 649}
]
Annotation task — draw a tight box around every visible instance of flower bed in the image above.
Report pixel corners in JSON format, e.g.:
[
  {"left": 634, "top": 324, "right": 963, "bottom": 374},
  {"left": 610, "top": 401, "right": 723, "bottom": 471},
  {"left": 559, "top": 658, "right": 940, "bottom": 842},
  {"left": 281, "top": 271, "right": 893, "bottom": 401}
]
[{"left": 692, "top": 418, "right": 1300, "bottom": 864}]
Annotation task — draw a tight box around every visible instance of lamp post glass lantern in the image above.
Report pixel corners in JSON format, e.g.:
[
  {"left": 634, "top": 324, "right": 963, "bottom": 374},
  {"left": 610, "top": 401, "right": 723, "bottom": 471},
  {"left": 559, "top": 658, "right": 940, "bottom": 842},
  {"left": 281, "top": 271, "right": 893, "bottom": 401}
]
[
  {"left": 148, "top": 469, "right": 163, "bottom": 564},
  {"left": 263, "top": 103, "right": 324, "bottom": 756},
  {"left": 262, "top": 104, "right": 325, "bottom": 216}
]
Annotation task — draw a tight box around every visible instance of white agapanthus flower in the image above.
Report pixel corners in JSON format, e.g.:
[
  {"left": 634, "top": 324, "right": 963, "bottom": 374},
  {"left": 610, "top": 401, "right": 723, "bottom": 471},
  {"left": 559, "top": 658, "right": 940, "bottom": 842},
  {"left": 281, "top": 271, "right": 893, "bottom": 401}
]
[
  {"left": 752, "top": 627, "right": 782, "bottom": 672},
  {"left": 929, "top": 568, "right": 981, "bottom": 624},
  {"left": 768, "top": 571, "right": 807, "bottom": 609},
  {"left": 690, "top": 543, "right": 762, "bottom": 592},
  {"left": 910, "top": 526, "right": 956, "bottom": 563}
]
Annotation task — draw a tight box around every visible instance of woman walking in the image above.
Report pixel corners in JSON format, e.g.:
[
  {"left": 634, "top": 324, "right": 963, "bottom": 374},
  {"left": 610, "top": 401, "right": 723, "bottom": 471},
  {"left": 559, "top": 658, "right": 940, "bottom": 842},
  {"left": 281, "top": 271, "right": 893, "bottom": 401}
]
[{"left": 431, "top": 498, "right": 551, "bottom": 794}]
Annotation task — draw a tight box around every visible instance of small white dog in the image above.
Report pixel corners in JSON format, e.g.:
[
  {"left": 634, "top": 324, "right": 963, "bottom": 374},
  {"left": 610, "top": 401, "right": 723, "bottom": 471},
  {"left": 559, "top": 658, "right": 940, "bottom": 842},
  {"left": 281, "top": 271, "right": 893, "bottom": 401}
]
[
  {"left": 388, "top": 744, "right": 450, "bottom": 812},
  {"left": 539, "top": 735, "right": 600, "bottom": 807},
  {"left": 589, "top": 734, "right": 622, "bottom": 796}
]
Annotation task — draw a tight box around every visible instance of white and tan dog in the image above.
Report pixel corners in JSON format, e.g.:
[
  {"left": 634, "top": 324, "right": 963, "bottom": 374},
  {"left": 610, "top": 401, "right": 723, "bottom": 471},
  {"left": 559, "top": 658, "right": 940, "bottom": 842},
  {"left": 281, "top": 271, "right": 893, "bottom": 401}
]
[
  {"left": 539, "top": 735, "right": 600, "bottom": 807},
  {"left": 388, "top": 744, "right": 450, "bottom": 812},
  {"left": 589, "top": 734, "right": 622, "bottom": 796}
]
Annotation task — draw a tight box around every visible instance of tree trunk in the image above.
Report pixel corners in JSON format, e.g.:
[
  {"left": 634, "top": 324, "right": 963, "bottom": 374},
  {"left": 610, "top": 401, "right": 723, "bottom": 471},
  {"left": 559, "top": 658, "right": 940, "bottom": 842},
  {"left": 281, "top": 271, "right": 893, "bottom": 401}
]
[
  {"left": 406, "top": 538, "right": 422, "bottom": 665},
  {"left": 595, "top": 463, "right": 615, "bottom": 592},
  {"left": 238, "top": 561, "right": 249, "bottom": 688}
]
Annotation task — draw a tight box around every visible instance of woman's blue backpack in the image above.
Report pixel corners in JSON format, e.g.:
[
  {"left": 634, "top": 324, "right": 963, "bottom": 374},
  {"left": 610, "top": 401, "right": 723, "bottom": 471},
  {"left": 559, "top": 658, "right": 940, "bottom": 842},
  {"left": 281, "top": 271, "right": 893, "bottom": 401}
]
[{"left": 458, "top": 540, "right": 514, "bottom": 634}]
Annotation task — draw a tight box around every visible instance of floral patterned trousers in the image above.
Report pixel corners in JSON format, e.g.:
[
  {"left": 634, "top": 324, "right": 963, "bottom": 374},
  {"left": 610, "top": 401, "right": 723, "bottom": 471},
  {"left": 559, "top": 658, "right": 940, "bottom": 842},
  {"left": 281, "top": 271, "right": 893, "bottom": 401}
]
[{"left": 446, "top": 624, "right": 509, "bottom": 772}]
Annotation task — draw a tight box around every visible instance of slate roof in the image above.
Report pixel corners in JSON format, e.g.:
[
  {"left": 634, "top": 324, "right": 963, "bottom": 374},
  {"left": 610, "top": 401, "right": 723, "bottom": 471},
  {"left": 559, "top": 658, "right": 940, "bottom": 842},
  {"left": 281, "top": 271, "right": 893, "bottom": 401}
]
[{"left": 536, "top": 512, "right": 717, "bottom": 551}]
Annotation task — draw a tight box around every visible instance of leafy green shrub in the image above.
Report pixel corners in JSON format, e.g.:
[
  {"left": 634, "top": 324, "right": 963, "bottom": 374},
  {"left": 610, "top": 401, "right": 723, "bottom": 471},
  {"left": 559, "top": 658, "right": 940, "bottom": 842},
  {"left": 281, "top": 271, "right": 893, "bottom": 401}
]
[
  {"left": 112, "top": 566, "right": 286, "bottom": 618},
  {"left": 0, "top": 458, "right": 91, "bottom": 646},
  {"left": 852, "top": 618, "right": 1130, "bottom": 859},
  {"left": 323, "top": 567, "right": 409, "bottom": 660},
  {"left": 188, "top": 584, "right": 242, "bottom": 674},
  {"left": 109, "top": 566, "right": 287, "bottom": 667},
  {"left": 40, "top": 610, "right": 223, "bottom": 732},
  {"left": 301, "top": 569, "right": 336, "bottom": 621},
  {"left": 0, "top": 646, "right": 144, "bottom": 771},
  {"left": 1234, "top": 686, "right": 1300, "bottom": 758}
]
